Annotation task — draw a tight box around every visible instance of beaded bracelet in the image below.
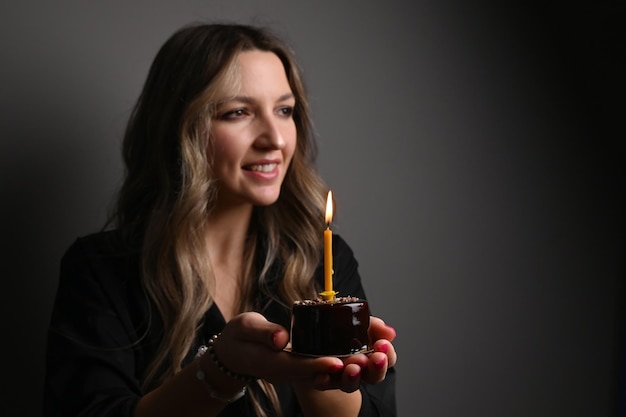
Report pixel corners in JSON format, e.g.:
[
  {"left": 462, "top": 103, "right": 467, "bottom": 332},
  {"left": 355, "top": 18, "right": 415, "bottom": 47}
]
[
  {"left": 207, "top": 334, "right": 254, "bottom": 382},
  {"left": 195, "top": 346, "right": 245, "bottom": 402},
  {"left": 194, "top": 334, "right": 253, "bottom": 403}
]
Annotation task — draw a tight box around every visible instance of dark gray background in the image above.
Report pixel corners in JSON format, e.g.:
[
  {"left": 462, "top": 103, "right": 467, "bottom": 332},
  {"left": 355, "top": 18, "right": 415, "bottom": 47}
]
[{"left": 1, "top": 1, "right": 624, "bottom": 416}]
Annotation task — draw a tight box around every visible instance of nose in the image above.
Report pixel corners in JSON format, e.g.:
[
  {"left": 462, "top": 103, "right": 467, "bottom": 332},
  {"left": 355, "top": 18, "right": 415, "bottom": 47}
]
[{"left": 255, "top": 112, "right": 286, "bottom": 149}]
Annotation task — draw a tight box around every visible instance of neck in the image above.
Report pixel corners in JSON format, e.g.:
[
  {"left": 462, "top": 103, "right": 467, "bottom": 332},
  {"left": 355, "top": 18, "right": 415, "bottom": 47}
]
[
  {"left": 205, "top": 203, "right": 254, "bottom": 321},
  {"left": 206, "top": 203, "right": 253, "bottom": 266}
]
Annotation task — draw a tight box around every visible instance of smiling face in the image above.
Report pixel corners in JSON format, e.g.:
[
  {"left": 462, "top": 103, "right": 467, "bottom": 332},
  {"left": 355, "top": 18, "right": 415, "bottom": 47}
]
[{"left": 209, "top": 50, "right": 297, "bottom": 209}]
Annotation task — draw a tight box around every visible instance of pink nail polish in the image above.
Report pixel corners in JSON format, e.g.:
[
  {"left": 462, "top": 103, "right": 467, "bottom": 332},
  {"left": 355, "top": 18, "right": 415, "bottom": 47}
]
[
  {"left": 349, "top": 368, "right": 361, "bottom": 380},
  {"left": 386, "top": 325, "right": 397, "bottom": 338},
  {"left": 377, "top": 343, "right": 389, "bottom": 354},
  {"left": 272, "top": 330, "right": 282, "bottom": 346},
  {"left": 329, "top": 363, "right": 344, "bottom": 373},
  {"left": 374, "top": 358, "right": 386, "bottom": 370}
]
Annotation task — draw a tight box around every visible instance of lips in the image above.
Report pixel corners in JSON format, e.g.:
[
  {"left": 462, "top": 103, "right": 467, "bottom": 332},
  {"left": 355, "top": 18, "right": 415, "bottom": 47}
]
[{"left": 244, "top": 163, "right": 278, "bottom": 172}]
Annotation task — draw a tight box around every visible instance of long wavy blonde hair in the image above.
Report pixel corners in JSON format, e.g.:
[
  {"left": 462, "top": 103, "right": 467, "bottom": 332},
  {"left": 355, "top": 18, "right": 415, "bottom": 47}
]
[{"left": 111, "top": 23, "right": 327, "bottom": 415}]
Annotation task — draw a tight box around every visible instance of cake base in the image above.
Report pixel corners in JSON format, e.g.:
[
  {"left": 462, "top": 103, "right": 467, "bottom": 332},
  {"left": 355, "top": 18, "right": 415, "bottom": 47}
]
[
  {"left": 283, "top": 346, "right": 372, "bottom": 358},
  {"left": 290, "top": 296, "right": 370, "bottom": 356}
]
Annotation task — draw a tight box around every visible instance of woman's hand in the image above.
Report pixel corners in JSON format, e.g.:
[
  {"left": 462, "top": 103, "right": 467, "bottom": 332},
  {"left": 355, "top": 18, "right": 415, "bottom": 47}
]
[
  {"left": 213, "top": 312, "right": 345, "bottom": 384},
  {"left": 310, "top": 316, "right": 398, "bottom": 393}
]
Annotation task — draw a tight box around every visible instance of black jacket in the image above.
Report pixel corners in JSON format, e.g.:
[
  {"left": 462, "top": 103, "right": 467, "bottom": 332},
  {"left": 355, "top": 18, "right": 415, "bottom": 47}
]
[{"left": 43, "top": 231, "right": 396, "bottom": 416}]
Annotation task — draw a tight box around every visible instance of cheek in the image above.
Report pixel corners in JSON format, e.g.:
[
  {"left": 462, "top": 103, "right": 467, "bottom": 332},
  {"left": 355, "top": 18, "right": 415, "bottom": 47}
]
[
  {"left": 211, "top": 130, "right": 243, "bottom": 165},
  {"left": 286, "top": 141, "right": 297, "bottom": 165},
  {"left": 214, "top": 146, "right": 241, "bottom": 175},
  {"left": 285, "top": 126, "right": 298, "bottom": 162}
]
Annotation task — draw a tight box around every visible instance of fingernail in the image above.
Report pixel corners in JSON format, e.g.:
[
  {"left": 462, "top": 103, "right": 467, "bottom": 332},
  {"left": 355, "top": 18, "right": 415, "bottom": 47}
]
[
  {"left": 349, "top": 368, "right": 361, "bottom": 380},
  {"left": 272, "top": 330, "right": 282, "bottom": 346},
  {"left": 374, "top": 358, "right": 386, "bottom": 370},
  {"left": 386, "top": 325, "right": 397, "bottom": 338},
  {"left": 329, "top": 363, "right": 344, "bottom": 373},
  {"left": 376, "top": 343, "right": 389, "bottom": 354}
]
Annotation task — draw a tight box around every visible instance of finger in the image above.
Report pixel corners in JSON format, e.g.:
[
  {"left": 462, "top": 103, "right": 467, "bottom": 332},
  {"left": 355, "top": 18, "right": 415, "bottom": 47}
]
[
  {"left": 294, "top": 370, "right": 338, "bottom": 391},
  {"left": 313, "top": 372, "right": 331, "bottom": 390},
  {"left": 340, "top": 353, "right": 369, "bottom": 369},
  {"left": 373, "top": 339, "right": 397, "bottom": 368},
  {"left": 368, "top": 316, "right": 397, "bottom": 342},
  {"left": 340, "top": 363, "right": 362, "bottom": 393},
  {"left": 227, "top": 312, "right": 289, "bottom": 350},
  {"left": 271, "top": 354, "right": 344, "bottom": 383},
  {"left": 364, "top": 351, "right": 388, "bottom": 384},
  {"left": 298, "top": 356, "right": 345, "bottom": 377}
]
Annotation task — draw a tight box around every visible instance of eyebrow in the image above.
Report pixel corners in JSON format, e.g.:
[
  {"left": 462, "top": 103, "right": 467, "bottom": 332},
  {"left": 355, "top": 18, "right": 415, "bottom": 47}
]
[{"left": 224, "top": 92, "right": 295, "bottom": 104}]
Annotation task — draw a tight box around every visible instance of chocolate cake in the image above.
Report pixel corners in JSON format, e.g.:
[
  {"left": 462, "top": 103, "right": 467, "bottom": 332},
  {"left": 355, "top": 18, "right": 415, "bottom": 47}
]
[{"left": 290, "top": 296, "right": 370, "bottom": 356}]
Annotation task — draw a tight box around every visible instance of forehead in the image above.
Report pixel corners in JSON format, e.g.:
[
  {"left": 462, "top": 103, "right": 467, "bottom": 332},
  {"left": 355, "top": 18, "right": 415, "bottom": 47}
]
[{"left": 216, "top": 50, "right": 291, "bottom": 100}]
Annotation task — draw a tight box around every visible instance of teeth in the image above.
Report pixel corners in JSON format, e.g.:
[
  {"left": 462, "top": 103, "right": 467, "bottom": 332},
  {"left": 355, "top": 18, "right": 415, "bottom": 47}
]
[{"left": 247, "top": 163, "right": 277, "bottom": 172}]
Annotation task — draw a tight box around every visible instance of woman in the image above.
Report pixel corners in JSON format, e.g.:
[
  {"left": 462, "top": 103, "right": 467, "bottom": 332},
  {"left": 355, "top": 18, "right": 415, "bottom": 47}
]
[{"left": 44, "top": 23, "right": 397, "bottom": 417}]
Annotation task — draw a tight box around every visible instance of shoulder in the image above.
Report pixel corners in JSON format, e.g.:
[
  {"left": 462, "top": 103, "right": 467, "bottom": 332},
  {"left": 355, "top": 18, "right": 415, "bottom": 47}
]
[
  {"left": 63, "top": 229, "right": 139, "bottom": 266},
  {"left": 50, "top": 230, "right": 152, "bottom": 355},
  {"left": 64, "top": 229, "right": 133, "bottom": 258},
  {"left": 332, "top": 234, "right": 358, "bottom": 267},
  {"left": 60, "top": 229, "right": 140, "bottom": 290}
]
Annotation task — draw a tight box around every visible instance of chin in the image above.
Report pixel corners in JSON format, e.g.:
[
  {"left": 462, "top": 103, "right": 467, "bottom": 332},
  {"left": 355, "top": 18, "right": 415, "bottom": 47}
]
[
  {"left": 252, "top": 189, "right": 282, "bottom": 207},
  {"left": 254, "top": 196, "right": 281, "bottom": 207}
]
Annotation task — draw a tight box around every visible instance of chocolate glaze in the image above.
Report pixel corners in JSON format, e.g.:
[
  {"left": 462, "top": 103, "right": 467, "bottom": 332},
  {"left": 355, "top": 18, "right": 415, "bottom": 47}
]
[{"left": 290, "top": 298, "right": 370, "bottom": 355}]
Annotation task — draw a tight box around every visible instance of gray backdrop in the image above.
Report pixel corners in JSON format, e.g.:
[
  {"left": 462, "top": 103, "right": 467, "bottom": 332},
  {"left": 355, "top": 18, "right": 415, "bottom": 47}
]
[{"left": 1, "top": 1, "right": 624, "bottom": 416}]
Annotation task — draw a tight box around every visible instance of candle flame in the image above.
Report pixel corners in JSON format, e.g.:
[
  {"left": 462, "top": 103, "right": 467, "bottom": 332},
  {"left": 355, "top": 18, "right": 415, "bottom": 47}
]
[{"left": 325, "top": 191, "right": 333, "bottom": 225}]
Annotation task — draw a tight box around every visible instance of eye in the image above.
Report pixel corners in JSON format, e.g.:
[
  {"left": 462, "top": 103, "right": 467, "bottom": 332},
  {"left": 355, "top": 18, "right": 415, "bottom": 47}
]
[
  {"left": 218, "top": 108, "right": 248, "bottom": 120},
  {"left": 277, "top": 106, "right": 294, "bottom": 117}
]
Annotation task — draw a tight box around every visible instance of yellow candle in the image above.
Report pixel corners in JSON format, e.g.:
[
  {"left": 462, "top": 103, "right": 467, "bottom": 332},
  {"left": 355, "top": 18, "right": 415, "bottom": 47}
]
[
  {"left": 324, "top": 227, "right": 333, "bottom": 293},
  {"left": 321, "top": 190, "right": 336, "bottom": 301}
]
